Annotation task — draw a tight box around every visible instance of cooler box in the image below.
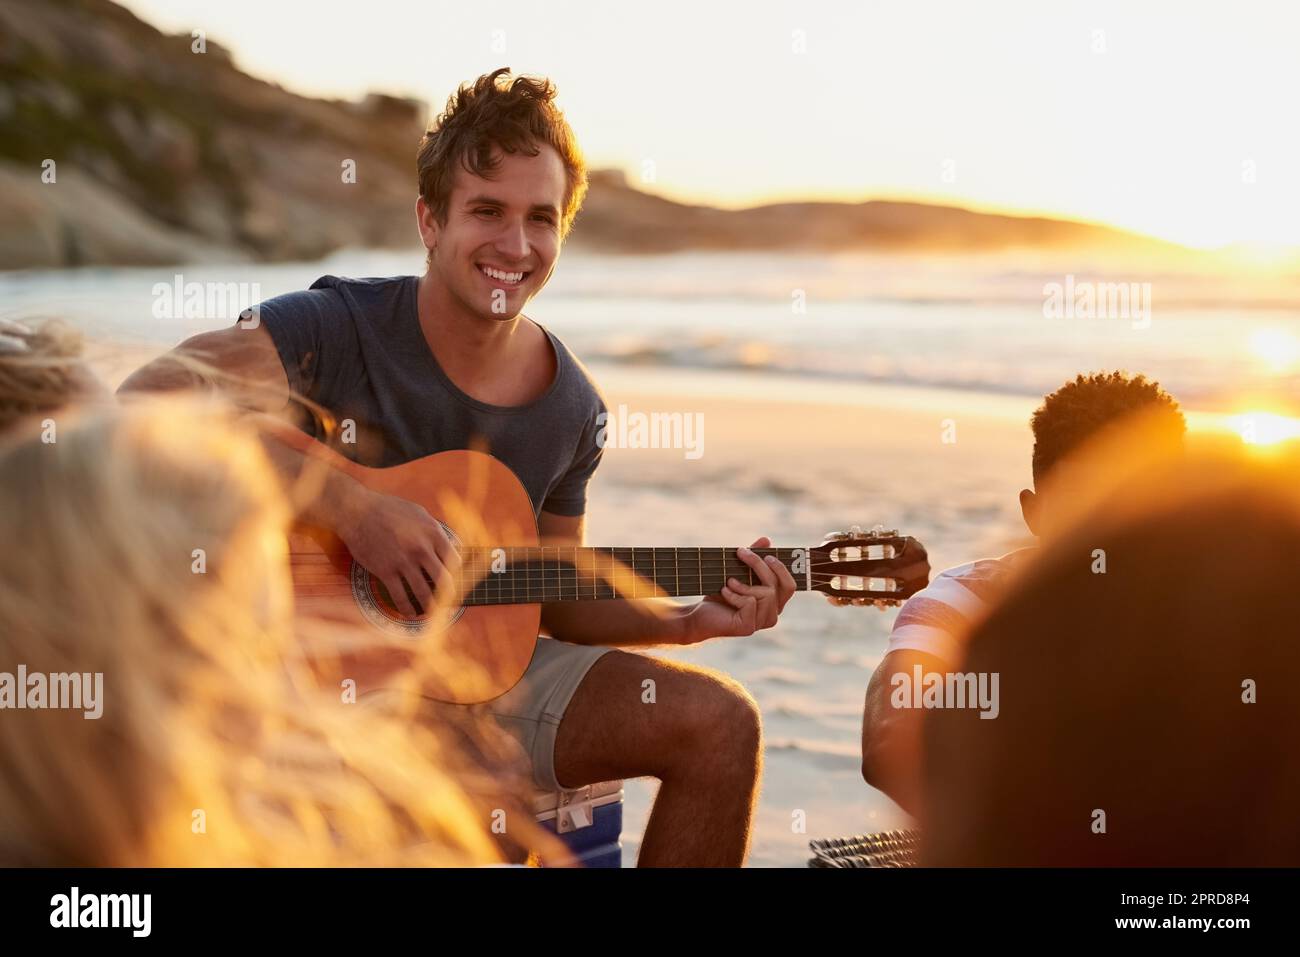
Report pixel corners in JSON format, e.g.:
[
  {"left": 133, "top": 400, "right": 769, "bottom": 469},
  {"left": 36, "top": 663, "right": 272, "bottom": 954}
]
[{"left": 534, "top": 780, "right": 624, "bottom": 868}]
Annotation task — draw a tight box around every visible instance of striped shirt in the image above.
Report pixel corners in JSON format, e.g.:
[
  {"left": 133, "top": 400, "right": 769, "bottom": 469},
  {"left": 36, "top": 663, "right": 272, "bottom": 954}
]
[{"left": 885, "top": 548, "right": 1036, "bottom": 666}]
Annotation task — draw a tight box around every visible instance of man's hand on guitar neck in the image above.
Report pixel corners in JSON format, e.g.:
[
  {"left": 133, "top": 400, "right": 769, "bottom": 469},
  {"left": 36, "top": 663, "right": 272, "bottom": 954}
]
[
  {"left": 679, "top": 537, "right": 798, "bottom": 644},
  {"left": 538, "top": 530, "right": 798, "bottom": 649}
]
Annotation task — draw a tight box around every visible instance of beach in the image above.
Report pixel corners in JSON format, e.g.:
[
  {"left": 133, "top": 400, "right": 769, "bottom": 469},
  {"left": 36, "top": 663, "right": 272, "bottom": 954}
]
[{"left": 576, "top": 364, "right": 1038, "bottom": 866}]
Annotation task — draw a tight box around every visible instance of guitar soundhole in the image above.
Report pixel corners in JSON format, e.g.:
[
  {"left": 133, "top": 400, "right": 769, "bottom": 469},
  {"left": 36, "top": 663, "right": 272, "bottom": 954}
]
[
  {"left": 349, "top": 522, "right": 466, "bottom": 637},
  {"left": 368, "top": 579, "right": 409, "bottom": 618}
]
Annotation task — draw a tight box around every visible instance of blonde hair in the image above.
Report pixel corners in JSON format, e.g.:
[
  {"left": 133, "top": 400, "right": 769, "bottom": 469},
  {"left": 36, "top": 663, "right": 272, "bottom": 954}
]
[
  {"left": 0, "top": 318, "right": 103, "bottom": 434},
  {"left": 0, "top": 399, "right": 542, "bottom": 866}
]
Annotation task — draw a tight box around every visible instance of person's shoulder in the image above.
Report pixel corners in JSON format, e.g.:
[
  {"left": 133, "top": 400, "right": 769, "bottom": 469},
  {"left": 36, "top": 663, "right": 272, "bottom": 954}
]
[
  {"left": 895, "top": 553, "right": 1023, "bottom": 623},
  {"left": 306, "top": 274, "right": 416, "bottom": 305},
  {"left": 260, "top": 279, "right": 345, "bottom": 311},
  {"left": 308, "top": 274, "right": 415, "bottom": 292},
  {"left": 947, "top": 546, "right": 1036, "bottom": 596},
  {"left": 896, "top": 563, "right": 982, "bottom": 618},
  {"left": 533, "top": 321, "right": 606, "bottom": 412},
  {"left": 260, "top": 274, "right": 415, "bottom": 328},
  {"left": 941, "top": 549, "right": 1032, "bottom": 588},
  {"left": 997, "top": 545, "right": 1038, "bottom": 568},
  {"left": 887, "top": 548, "right": 1037, "bottom": 662}
]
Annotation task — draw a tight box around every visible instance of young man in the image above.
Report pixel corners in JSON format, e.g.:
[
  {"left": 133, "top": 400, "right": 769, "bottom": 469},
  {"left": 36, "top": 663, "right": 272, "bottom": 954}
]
[
  {"left": 120, "top": 68, "right": 795, "bottom": 867},
  {"left": 860, "top": 372, "right": 1187, "bottom": 814}
]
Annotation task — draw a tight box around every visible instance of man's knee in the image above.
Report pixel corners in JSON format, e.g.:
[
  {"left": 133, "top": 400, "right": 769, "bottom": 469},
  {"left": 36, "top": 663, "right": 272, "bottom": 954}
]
[
  {"left": 558, "top": 653, "right": 761, "bottom": 783},
  {"left": 674, "top": 669, "right": 762, "bottom": 766}
]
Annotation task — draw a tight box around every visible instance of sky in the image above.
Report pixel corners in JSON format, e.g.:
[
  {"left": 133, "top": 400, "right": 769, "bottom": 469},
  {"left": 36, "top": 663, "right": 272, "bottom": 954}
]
[{"left": 116, "top": 0, "right": 1300, "bottom": 250}]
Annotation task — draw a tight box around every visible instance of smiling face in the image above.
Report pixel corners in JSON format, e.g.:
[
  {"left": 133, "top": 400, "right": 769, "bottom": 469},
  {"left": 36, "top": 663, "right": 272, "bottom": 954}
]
[{"left": 417, "top": 143, "right": 567, "bottom": 323}]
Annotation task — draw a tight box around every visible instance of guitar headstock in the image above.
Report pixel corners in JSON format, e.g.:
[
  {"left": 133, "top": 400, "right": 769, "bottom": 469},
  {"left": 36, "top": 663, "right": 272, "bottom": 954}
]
[{"left": 810, "top": 526, "right": 930, "bottom": 607}]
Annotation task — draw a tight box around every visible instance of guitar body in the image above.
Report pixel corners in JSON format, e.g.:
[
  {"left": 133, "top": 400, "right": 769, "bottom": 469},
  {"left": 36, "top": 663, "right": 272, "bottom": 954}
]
[{"left": 288, "top": 447, "right": 540, "bottom": 704}]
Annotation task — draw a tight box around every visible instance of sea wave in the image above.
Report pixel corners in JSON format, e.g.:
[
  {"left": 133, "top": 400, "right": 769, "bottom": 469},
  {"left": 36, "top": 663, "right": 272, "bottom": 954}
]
[
  {"left": 4, "top": 250, "right": 1297, "bottom": 409},
  {"left": 573, "top": 330, "right": 1289, "bottom": 408}
]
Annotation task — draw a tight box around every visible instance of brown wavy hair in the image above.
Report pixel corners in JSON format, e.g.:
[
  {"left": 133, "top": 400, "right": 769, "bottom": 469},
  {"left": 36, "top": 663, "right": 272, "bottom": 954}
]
[{"left": 417, "top": 67, "right": 589, "bottom": 241}]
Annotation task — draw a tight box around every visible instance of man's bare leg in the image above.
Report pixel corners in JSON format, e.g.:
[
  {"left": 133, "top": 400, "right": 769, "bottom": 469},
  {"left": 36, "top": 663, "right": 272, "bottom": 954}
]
[{"left": 553, "top": 650, "right": 763, "bottom": 867}]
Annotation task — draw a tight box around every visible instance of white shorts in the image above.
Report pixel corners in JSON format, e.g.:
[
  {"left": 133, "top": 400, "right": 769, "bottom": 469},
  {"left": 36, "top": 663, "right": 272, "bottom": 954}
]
[{"left": 485, "top": 637, "right": 613, "bottom": 792}]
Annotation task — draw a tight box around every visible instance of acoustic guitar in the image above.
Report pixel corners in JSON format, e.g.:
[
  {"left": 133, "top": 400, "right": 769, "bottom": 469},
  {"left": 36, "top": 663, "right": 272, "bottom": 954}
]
[{"left": 283, "top": 438, "right": 930, "bottom": 704}]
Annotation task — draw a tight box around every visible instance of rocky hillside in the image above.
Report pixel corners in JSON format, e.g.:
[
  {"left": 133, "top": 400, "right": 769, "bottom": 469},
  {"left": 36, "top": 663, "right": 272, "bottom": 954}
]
[
  {"left": 0, "top": 0, "right": 426, "bottom": 269},
  {"left": 574, "top": 170, "right": 1179, "bottom": 256},
  {"left": 0, "top": 0, "right": 1183, "bottom": 271}
]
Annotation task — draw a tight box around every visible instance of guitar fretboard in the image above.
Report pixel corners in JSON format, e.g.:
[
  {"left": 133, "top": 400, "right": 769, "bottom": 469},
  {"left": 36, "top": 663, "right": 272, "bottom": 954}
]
[{"left": 454, "top": 547, "right": 811, "bottom": 605}]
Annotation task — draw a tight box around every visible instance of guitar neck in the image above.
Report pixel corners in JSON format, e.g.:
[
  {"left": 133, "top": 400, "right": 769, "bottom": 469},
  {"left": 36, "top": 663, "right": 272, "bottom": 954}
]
[{"left": 456, "top": 546, "right": 812, "bottom": 605}]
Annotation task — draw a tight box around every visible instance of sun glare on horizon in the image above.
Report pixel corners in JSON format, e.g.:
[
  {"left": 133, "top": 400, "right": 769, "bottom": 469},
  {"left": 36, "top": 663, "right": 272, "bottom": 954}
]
[
  {"left": 1248, "top": 328, "right": 1300, "bottom": 373},
  {"left": 1234, "top": 411, "right": 1300, "bottom": 447},
  {"left": 1188, "top": 408, "right": 1300, "bottom": 449}
]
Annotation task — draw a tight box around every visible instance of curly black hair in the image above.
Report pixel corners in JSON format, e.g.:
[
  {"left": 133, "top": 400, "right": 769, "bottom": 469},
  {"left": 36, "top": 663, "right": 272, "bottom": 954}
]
[{"left": 1031, "top": 372, "right": 1185, "bottom": 483}]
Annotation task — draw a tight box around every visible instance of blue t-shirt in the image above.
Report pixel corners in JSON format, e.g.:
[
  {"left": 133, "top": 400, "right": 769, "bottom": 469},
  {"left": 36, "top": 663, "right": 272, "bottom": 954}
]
[{"left": 259, "top": 274, "right": 606, "bottom": 517}]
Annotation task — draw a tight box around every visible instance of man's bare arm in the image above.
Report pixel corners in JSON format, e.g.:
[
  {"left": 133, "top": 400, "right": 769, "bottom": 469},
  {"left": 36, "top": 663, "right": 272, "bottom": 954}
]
[
  {"left": 117, "top": 324, "right": 292, "bottom": 413},
  {"left": 861, "top": 648, "right": 949, "bottom": 815}
]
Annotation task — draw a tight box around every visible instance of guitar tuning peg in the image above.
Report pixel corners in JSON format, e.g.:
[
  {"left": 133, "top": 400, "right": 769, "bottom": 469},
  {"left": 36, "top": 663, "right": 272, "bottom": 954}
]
[
  {"left": 860, "top": 526, "right": 898, "bottom": 539},
  {"left": 848, "top": 524, "right": 862, "bottom": 537}
]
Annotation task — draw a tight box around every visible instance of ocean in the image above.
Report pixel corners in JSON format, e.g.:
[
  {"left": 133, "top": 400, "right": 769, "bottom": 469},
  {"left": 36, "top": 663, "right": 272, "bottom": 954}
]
[{"left": 5, "top": 247, "right": 1297, "bottom": 408}]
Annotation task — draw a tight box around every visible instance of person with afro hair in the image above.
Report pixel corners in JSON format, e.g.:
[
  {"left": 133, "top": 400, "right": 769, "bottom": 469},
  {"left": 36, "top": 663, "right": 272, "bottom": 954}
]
[{"left": 860, "top": 371, "right": 1186, "bottom": 813}]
